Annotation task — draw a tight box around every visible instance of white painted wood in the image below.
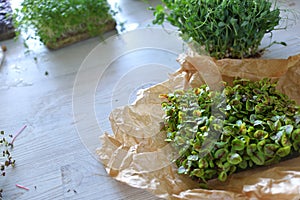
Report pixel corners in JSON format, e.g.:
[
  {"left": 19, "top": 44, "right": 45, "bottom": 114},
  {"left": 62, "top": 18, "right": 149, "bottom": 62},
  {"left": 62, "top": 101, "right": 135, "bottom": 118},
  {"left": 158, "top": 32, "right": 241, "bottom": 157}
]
[
  {"left": 0, "top": 48, "right": 4, "bottom": 67},
  {"left": 0, "top": 1, "right": 299, "bottom": 199}
]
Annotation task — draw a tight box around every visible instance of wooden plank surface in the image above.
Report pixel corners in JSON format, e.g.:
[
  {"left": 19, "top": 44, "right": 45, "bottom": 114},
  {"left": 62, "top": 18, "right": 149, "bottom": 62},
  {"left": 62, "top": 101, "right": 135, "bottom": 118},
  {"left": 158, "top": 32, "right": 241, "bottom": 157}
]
[{"left": 0, "top": 0, "right": 300, "bottom": 200}]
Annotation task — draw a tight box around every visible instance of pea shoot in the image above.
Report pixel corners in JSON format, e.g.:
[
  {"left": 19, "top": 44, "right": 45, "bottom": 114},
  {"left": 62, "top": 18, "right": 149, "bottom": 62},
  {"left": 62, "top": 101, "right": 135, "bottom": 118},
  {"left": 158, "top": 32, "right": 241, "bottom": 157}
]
[{"left": 152, "top": 0, "right": 287, "bottom": 59}]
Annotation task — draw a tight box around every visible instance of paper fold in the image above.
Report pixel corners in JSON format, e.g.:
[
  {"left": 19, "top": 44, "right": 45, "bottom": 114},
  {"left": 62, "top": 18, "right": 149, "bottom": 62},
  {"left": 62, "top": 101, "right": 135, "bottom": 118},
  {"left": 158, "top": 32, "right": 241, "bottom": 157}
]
[{"left": 97, "top": 52, "right": 300, "bottom": 200}]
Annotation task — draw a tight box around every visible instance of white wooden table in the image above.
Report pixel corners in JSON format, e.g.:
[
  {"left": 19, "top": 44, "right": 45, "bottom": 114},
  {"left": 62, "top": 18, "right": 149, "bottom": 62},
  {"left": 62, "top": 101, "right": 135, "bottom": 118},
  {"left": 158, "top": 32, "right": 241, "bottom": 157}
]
[{"left": 0, "top": 1, "right": 300, "bottom": 199}]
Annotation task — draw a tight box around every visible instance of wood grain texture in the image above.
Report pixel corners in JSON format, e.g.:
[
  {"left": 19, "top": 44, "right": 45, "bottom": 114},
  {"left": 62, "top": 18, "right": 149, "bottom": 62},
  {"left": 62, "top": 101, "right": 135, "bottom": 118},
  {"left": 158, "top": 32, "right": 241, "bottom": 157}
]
[{"left": 0, "top": 0, "right": 299, "bottom": 199}]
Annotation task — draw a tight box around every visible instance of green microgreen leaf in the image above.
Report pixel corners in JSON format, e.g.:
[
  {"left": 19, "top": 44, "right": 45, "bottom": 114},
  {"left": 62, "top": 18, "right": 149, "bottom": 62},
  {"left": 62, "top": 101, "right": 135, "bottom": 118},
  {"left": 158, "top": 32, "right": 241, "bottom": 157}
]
[
  {"left": 231, "top": 138, "right": 245, "bottom": 151},
  {"left": 227, "top": 152, "right": 243, "bottom": 165},
  {"left": 161, "top": 78, "right": 300, "bottom": 186},
  {"left": 13, "top": 0, "right": 115, "bottom": 47},
  {"left": 292, "top": 129, "right": 300, "bottom": 142},
  {"left": 276, "top": 146, "right": 291, "bottom": 157},
  {"left": 250, "top": 151, "right": 265, "bottom": 165},
  {"left": 218, "top": 171, "right": 227, "bottom": 182},
  {"left": 152, "top": 0, "right": 289, "bottom": 59}
]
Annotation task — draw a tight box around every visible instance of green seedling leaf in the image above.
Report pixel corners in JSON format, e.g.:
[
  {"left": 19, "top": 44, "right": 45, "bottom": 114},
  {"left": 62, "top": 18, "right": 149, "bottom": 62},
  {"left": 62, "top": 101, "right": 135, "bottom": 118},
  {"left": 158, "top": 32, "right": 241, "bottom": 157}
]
[
  {"left": 250, "top": 151, "right": 265, "bottom": 165},
  {"left": 281, "top": 133, "right": 291, "bottom": 147},
  {"left": 246, "top": 143, "right": 257, "bottom": 157},
  {"left": 227, "top": 152, "right": 242, "bottom": 165},
  {"left": 218, "top": 171, "right": 227, "bottom": 182},
  {"left": 191, "top": 168, "right": 204, "bottom": 178},
  {"left": 161, "top": 78, "right": 300, "bottom": 185},
  {"left": 204, "top": 169, "right": 217, "bottom": 179},
  {"left": 257, "top": 140, "right": 266, "bottom": 153},
  {"left": 232, "top": 138, "right": 245, "bottom": 151},
  {"left": 276, "top": 146, "right": 291, "bottom": 158},
  {"left": 264, "top": 144, "right": 280, "bottom": 157},
  {"left": 198, "top": 158, "right": 209, "bottom": 169},
  {"left": 292, "top": 129, "right": 300, "bottom": 142},
  {"left": 151, "top": 0, "right": 285, "bottom": 59},
  {"left": 178, "top": 166, "right": 187, "bottom": 174},
  {"left": 253, "top": 130, "right": 268, "bottom": 140},
  {"left": 187, "top": 154, "right": 199, "bottom": 161},
  {"left": 214, "top": 148, "right": 229, "bottom": 162},
  {"left": 238, "top": 160, "right": 248, "bottom": 169}
]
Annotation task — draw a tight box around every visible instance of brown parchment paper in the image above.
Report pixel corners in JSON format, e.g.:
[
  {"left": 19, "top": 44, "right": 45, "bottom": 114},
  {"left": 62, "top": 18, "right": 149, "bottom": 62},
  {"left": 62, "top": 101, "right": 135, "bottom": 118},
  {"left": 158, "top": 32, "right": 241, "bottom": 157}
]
[{"left": 97, "top": 51, "right": 300, "bottom": 200}]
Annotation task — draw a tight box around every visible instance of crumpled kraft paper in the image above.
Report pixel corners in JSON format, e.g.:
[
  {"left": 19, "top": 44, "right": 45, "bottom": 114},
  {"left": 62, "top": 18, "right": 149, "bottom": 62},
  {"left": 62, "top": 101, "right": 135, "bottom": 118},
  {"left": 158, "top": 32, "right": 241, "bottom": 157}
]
[{"left": 97, "top": 51, "right": 300, "bottom": 200}]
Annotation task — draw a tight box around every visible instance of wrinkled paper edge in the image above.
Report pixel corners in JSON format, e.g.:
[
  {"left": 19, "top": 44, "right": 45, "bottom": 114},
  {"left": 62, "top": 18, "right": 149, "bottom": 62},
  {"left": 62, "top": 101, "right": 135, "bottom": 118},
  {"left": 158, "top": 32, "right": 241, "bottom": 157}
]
[{"left": 97, "top": 52, "right": 300, "bottom": 200}]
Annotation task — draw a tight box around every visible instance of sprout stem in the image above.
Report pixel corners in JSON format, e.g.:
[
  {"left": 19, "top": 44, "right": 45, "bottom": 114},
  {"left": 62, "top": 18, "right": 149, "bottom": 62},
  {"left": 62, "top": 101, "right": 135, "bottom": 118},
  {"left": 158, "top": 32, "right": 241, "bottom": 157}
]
[
  {"left": 16, "top": 184, "right": 29, "bottom": 191},
  {"left": 11, "top": 125, "right": 27, "bottom": 145}
]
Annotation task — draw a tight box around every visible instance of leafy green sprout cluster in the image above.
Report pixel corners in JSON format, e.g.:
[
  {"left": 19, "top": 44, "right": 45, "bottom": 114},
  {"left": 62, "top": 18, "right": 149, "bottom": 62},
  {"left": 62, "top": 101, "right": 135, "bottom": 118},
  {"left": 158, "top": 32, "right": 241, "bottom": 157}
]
[
  {"left": 13, "top": 0, "right": 116, "bottom": 46},
  {"left": 160, "top": 79, "right": 300, "bottom": 186},
  {"left": 152, "top": 0, "right": 287, "bottom": 59}
]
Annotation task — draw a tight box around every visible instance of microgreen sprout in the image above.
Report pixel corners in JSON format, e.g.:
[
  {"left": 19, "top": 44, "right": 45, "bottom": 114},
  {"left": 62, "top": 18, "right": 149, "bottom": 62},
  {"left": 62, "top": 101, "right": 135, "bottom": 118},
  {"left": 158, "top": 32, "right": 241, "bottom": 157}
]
[
  {"left": 152, "top": 0, "right": 288, "bottom": 59},
  {"left": 161, "top": 78, "right": 300, "bottom": 186},
  {"left": 13, "top": 0, "right": 116, "bottom": 48}
]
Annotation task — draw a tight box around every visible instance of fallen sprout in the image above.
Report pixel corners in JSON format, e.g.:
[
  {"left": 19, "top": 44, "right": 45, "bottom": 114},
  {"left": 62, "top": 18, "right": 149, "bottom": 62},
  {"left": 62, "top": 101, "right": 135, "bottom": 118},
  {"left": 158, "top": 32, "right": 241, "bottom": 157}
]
[
  {"left": 160, "top": 78, "right": 300, "bottom": 185},
  {"left": 0, "top": 131, "right": 15, "bottom": 176},
  {"left": 1, "top": 125, "right": 27, "bottom": 197},
  {"left": 10, "top": 125, "right": 27, "bottom": 146},
  {"left": 15, "top": 184, "right": 29, "bottom": 191}
]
